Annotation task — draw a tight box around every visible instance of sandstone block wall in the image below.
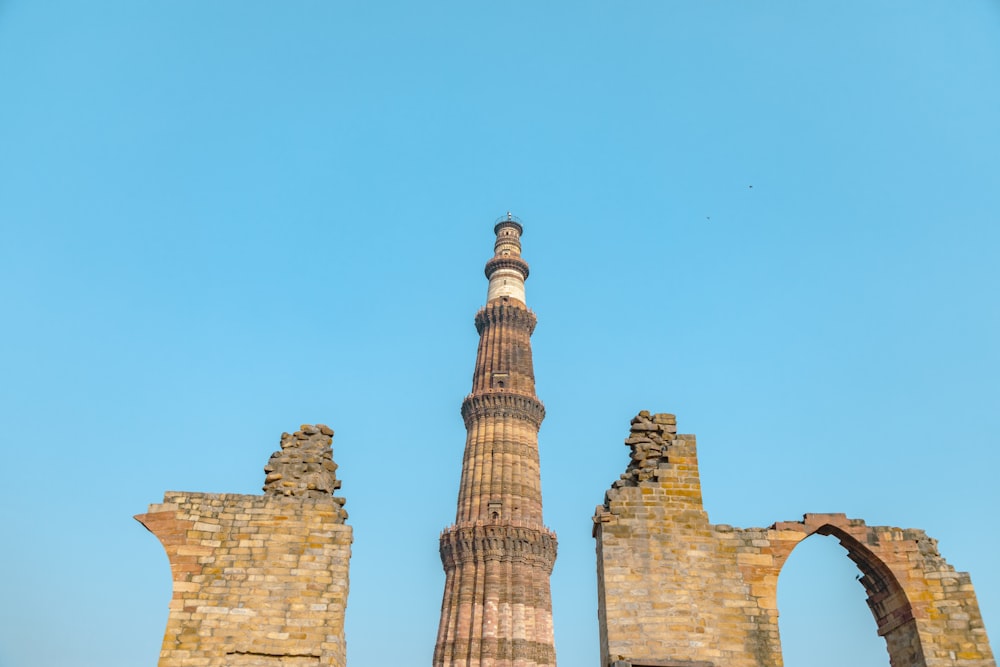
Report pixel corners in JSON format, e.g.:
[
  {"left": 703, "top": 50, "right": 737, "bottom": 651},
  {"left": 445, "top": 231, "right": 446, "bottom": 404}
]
[
  {"left": 137, "top": 425, "right": 351, "bottom": 667},
  {"left": 593, "top": 411, "right": 994, "bottom": 667}
]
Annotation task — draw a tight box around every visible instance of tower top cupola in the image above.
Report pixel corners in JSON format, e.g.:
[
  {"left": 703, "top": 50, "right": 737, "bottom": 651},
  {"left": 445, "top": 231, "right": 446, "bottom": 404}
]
[{"left": 485, "top": 212, "right": 530, "bottom": 304}]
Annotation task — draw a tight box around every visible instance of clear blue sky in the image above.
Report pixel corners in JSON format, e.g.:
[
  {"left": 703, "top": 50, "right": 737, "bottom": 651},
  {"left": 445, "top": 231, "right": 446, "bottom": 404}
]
[{"left": 1, "top": 2, "right": 998, "bottom": 666}]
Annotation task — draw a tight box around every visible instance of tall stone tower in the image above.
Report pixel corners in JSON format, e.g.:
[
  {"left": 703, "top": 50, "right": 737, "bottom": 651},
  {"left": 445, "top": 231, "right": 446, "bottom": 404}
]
[{"left": 433, "top": 215, "right": 558, "bottom": 667}]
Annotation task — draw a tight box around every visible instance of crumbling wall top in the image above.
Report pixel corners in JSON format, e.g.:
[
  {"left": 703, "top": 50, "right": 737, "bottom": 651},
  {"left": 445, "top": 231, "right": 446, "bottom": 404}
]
[
  {"left": 263, "top": 424, "right": 347, "bottom": 520},
  {"left": 616, "top": 411, "right": 678, "bottom": 485}
]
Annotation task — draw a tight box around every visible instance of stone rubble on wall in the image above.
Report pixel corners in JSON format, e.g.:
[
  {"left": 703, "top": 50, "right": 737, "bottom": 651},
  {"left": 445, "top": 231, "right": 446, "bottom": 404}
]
[
  {"left": 263, "top": 424, "right": 348, "bottom": 520},
  {"left": 614, "top": 410, "right": 678, "bottom": 487}
]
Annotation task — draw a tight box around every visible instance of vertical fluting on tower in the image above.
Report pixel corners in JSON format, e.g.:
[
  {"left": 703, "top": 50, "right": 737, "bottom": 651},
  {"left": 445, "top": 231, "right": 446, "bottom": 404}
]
[{"left": 434, "top": 215, "right": 558, "bottom": 667}]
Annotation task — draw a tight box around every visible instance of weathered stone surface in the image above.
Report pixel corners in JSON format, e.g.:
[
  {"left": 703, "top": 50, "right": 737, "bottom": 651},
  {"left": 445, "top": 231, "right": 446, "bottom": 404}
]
[
  {"left": 137, "top": 425, "right": 351, "bottom": 667},
  {"left": 594, "top": 411, "right": 995, "bottom": 667}
]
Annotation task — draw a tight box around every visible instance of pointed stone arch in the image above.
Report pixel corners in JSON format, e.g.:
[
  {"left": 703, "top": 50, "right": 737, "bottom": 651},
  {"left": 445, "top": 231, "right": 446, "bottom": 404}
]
[
  {"left": 772, "top": 515, "right": 922, "bottom": 667},
  {"left": 768, "top": 514, "right": 993, "bottom": 667}
]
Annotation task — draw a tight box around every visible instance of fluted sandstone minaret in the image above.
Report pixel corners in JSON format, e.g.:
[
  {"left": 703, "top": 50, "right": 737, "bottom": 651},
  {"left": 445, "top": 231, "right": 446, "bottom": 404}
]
[{"left": 433, "top": 214, "right": 558, "bottom": 667}]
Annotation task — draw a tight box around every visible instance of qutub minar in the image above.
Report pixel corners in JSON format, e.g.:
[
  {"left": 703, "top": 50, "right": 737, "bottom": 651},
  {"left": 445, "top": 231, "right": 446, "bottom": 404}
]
[
  {"left": 433, "top": 214, "right": 558, "bottom": 667},
  {"left": 137, "top": 214, "right": 994, "bottom": 667}
]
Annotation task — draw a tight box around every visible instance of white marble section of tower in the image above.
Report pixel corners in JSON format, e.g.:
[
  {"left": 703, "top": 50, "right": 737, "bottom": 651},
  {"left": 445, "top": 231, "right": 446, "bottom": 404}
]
[{"left": 486, "top": 213, "right": 527, "bottom": 303}]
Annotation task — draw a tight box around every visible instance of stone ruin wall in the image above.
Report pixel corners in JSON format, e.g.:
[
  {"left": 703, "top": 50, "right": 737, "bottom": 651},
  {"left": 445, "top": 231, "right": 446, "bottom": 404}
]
[
  {"left": 136, "top": 424, "right": 351, "bottom": 667},
  {"left": 593, "top": 411, "right": 995, "bottom": 667},
  {"left": 135, "top": 413, "right": 995, "bottom": 667}
]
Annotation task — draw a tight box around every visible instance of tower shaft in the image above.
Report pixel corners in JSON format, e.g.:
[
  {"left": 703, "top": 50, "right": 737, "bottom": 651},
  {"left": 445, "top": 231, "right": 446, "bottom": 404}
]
[{"left": 434, "top": 216, "right": 558, "bottom": 667}]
